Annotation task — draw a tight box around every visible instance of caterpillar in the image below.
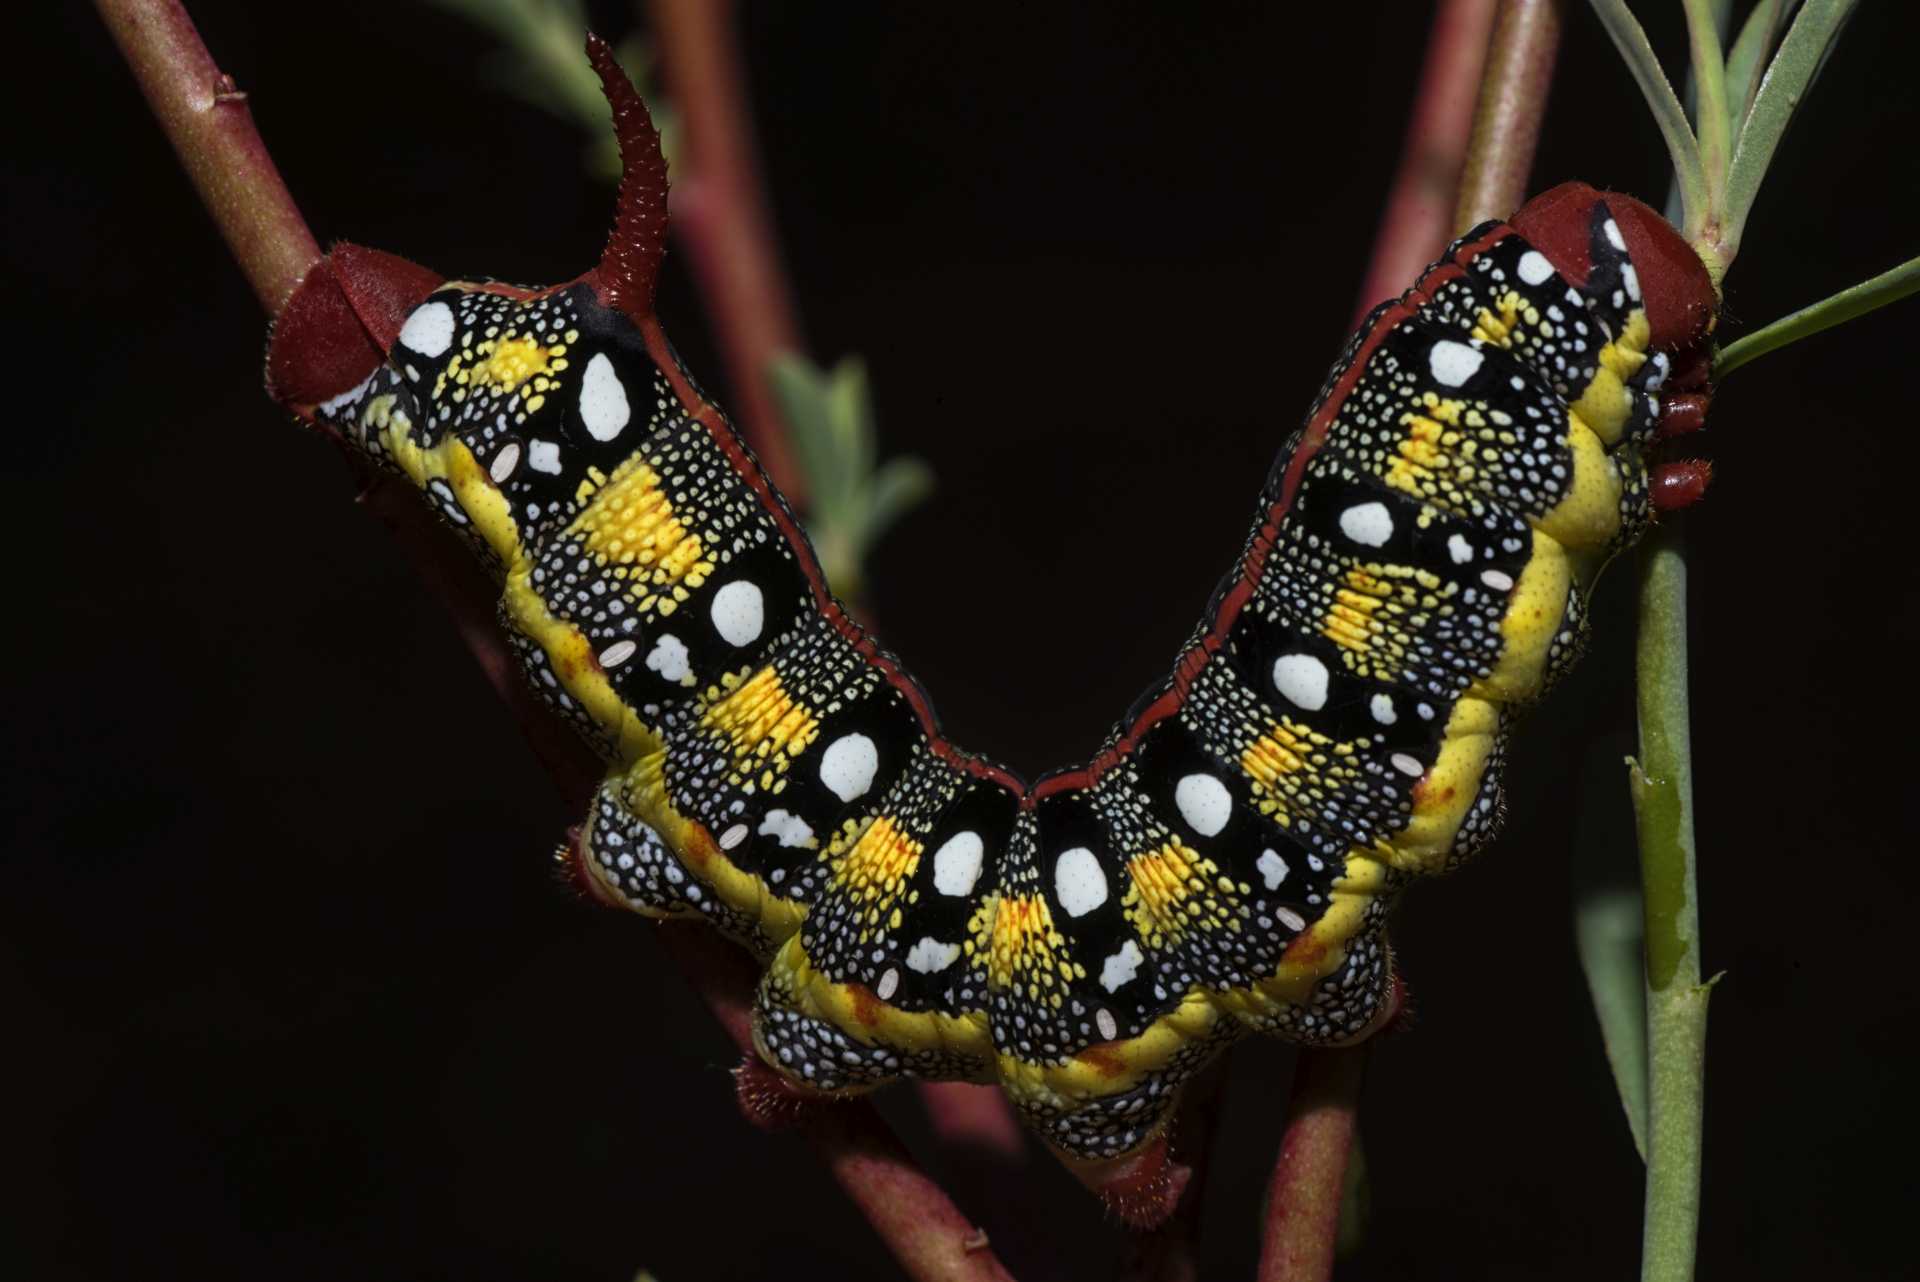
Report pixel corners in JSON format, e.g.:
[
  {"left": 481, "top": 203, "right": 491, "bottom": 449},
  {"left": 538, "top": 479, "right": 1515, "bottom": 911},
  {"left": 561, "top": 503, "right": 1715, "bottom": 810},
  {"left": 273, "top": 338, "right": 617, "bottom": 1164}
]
[{"left": 266, "top": 36, "right": 1715, "bottom": 1182}]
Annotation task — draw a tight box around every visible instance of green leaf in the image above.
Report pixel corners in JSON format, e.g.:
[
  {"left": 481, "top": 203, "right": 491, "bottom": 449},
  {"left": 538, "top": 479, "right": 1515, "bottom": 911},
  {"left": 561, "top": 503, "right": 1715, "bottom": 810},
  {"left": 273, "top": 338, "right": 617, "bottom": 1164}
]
[
  {"left": 1714, "top": 251, "right": 1920, "bottom": 380},
  {"left": 1721, "top": 0, "right": 1861, "bottom": 257},
  {"left": 1575, "top": 883, "right": 1651, "bottom": 1160},
  {"left": 1587, "top": 1, "right": 1708, "bottom": 237},
  {"left": 1723, "top": 0, "right": 1797, "bottom": 143}
]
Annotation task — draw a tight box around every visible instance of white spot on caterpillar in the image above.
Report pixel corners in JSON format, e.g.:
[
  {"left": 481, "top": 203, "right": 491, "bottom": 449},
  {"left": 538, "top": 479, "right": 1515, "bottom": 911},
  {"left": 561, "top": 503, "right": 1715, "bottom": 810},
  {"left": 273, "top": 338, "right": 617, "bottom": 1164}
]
[
  {"left": 1481, "top": 569, "right": 1515, "bottom": 591},
  {"left": 709, "top": 580, "right": 765, "bottom": 647},
  {"left": 906, "top": 937, "right": 961, "bottom": 975},
  {"left": 1338, "top": 501, "right": 1394, "bottom": 547},
  {"left": 579, "top": 352, "right": 632, "bottom": 441},
  {"left": 1429, "top": 339, "right": 1484, "bottom": 387},
  {"left": 1274, "top": 906, "right": 1307, "bottom": 932},
  {"left": 1391, "top": 753, "right": 1425, "bottom": 778},
  {"left": 528, "top": 439, "right": 563, "bottom": 474},
  {"left": 1369, "top": 693, "right": 1397, "bottom": 725},
  {"left": 1053, "top": 846, "right": 1107, "bottom": 917},
  {"left": 489, "top": 441, "right": 522, "bottom": 483},
  {"left": 1256, "top": 849, "right": 1290, "bottom": 890},
  {"left": 1417, "top": 702, "right": 1436, "bottom": 721},
  {"left": 598, "top": 639, "right": 637, "bottom": 668},
  {"left": 932, "top": 830, "right": 986, "bottom": 897},
  {"left": 1517, "top": 250, "right": 1555, "bottom": 286},
  {"left": 819, "top": 733, "right": 879, "bottom": 803},
  {"left": 1272, "top": 654, "right": 1330, "bottom": 711},
  {"left": 758, "top": 809, "right": 814, "bottom": 848},
  {"left": 1100, "top": 940, "right": 1144, "bottom": 993},
  {"left": 645, "top": 633, "right": 690, "bottom": 682},
  {"left": 1175, "top": 773, "right": 1233, "bottom": 837},
  {"left": 398, "top": 300, "right": 454, "bottom": 357},
  {"left": 1095, "top": 1008, "right": 1120, "bottom": 1041},
  {"left": 718, "top": 823, "right": 749, "bottom": 851},
  {"left": 1622, "top": 262, "right": 1642, "bottom": 302},
  {"left": 1447, "top": 533, "right": 1474, "bottom": 565},
  {"left": 875, "top": 967, "right": 900, "bottom": 1000},
  {"left": 1604, "top": 217, "right": 1626, "bottom": 251}
]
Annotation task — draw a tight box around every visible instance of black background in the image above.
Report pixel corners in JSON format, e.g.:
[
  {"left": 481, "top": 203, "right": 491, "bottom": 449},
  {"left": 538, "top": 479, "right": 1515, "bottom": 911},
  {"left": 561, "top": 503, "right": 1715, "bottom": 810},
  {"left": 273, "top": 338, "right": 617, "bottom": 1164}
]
[{"left": 13, "top": 3, "right": 1920, "bottom": 1279}]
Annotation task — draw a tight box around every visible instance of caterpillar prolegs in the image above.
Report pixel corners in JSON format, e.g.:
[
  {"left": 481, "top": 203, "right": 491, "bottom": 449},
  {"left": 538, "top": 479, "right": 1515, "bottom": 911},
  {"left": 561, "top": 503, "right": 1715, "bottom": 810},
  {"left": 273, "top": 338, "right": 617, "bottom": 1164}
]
[{"left": 266, "top": 38, "right": 1716, "bottom": 1174}]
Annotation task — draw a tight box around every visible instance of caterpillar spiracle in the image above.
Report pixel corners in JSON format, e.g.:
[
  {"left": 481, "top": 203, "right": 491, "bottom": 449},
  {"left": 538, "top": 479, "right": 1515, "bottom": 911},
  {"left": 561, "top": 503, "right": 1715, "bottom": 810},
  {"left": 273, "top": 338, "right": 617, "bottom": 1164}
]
[{"left": 265, "top": 36, "right": 1717, "bottom": 1187}]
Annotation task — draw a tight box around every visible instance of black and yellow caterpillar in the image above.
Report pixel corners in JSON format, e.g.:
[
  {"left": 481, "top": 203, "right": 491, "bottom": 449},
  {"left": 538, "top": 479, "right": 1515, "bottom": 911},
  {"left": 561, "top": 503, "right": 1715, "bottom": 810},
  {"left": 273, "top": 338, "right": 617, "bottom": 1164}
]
[{"left": 267, "top": 37, "right": 1716, "bottom": 1173}]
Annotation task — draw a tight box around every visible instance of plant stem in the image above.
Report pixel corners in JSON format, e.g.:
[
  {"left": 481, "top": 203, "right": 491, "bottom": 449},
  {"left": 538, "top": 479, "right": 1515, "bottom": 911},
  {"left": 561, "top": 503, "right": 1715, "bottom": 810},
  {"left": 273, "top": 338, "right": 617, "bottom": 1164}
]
[
  {"left": 1714, "top": 251, "right": 1920, "bottom": 380},
  {"left": 98, "top": 4, "right": 1015, "bottom": 1276},
  {"left": 1257, "top": 1047, "right": 1369, "bottom": 1282},
  {"left": 1355, "top": 0, "right": 1500, "bottom": 316},
  {"left": 93, "top": 0, "right": 319, "bottom": 311},
  {"left": 1454, "top": 0, "right": 1563, "bottom": 231},
  {"left": 1631, "top": 523, "right": 1708, "bottom": 1282},
  {"left": 647, "top": 0, "right": 807, "bottom": 502}
]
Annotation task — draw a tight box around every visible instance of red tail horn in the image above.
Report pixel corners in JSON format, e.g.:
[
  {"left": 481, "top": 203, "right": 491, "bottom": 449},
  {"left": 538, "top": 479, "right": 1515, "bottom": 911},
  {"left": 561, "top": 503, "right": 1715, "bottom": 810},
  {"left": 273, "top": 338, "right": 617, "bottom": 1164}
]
[{"left": 586, "top": 31, "right": 670, "bottom": 321}]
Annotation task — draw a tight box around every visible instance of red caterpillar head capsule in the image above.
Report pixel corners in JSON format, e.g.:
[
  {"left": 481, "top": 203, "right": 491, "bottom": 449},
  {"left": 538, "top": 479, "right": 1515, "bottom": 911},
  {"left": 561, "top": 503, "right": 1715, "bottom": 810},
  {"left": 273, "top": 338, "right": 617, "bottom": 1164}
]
[{"left": 1511, "top": 181, "right": 1717, "bottom": 352}]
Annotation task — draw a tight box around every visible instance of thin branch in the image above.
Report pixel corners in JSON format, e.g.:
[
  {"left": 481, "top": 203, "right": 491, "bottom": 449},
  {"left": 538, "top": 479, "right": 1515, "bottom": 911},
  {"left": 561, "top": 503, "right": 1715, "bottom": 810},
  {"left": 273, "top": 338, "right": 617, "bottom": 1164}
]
[
  {"left": 93, "top": 0, "right": 319, "bottom": 311},
  {"left": 1354, "top": 0, "right": 1501, "bottom": 316},
  {"left": 1454, "top": 0, "right": 1563, "bottom": 231},
  {"left": 646, "top": 0, "right": 807, "bottom": 502},
  {"left": 1257, "top": 1047, "right": 1369, "bottom": 1282},
  {"left": 97, "top": 4, "right": 1015, "bottom": 1277},
  {"left": 1630, "top": 531, "right": 1709, "bottom": 1282}
]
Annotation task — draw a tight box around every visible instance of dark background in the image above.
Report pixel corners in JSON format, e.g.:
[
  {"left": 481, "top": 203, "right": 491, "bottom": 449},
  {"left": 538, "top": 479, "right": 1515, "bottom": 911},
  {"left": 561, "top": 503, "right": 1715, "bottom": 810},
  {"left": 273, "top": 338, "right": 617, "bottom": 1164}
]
[{"left": 13, "top": 2, "right": 1920, "bottom": 1278}]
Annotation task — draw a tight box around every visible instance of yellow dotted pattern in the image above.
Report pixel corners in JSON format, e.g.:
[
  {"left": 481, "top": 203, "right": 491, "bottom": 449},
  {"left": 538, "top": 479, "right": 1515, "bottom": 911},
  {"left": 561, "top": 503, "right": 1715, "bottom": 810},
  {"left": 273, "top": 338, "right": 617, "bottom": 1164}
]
[
  {"left": 1123, "top": 841, "right": 1235, "bottom": 949},
  {"left": 698, "top": 666, "right": 820, "bottom": 791},
  {"left": 988, "top": 893, "right": 1076, "bottom": 1006},
  {"left": 567, "top": 453, "right": 715, "bottom": 615},
  {"left": 1241, "top": 718, "right": 1365, "bottom": 832},
  {"left": 829, "top": 816, "right": 924, "bottom": 944},
  {"left": 435, "top": 329, "right": 572, "bottom": 415}
]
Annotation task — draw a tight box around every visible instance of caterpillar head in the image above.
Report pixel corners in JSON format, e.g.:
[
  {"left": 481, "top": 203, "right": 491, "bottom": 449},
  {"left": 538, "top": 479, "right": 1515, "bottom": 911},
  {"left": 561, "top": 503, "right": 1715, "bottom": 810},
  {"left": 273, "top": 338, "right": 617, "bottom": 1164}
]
[
  {"left": 267, "top": 33, "right": 664, "bottom": 412},
  {"left": 1510, "top": 181, "right": 1717, "bottom": 353}
]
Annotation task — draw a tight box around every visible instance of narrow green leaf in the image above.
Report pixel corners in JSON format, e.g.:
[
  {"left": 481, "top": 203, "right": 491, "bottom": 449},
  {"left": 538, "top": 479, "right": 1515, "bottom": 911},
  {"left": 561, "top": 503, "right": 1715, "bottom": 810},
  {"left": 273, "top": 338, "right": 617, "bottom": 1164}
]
[
  {"left": 1723, "top": 1, "right": 1796, "bottom": 143},
  {"left": 862, "top": 457, "right": 937, "bottom": 546},
  {"left": 1575, "top": 882, "right": 1651, "bottom": 1160},
  {"left": 767, "top": 354, "right": 845, "bottom": 511},
  {"left": 1680, "top": 0, "right": 1733, "bottom": 204},
  {"left": 1721, "top": 0, "right": 1861, "bottom": 257},
  {"left": 1715, "top": 252, "right": 1920, "bottom": 380},
  {"left": 1587, "top": 1, "right": 1708, "bottom": 236}
]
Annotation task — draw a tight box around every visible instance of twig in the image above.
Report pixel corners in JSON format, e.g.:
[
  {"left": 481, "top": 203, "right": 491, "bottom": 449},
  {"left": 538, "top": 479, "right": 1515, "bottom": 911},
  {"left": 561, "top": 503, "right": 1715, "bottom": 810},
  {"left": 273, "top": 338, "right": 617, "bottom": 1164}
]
[
  {"left": 1454, "top": 0, "right": 1563, "bottom": 230},
  {"left": 1255, "top": 4, "right": 1530, "bottom": 1276},
  {"left": 1629, "top": 532, "right": 1709, "bottom": 1282},
  {"left": 646, "top": 0, "right": 807, "bottom": 502},
  {"left": 97, "top": 3, "right": 1015, "bottom": 1277},
  {"left": 94, "top": 0, "right": 319, "bottom": 311},
  {"left": 1354, "top": 0, "right": 1501, "bottom": 318},
  {"left": 1257, "top": 1047, "right": 1369, "bottom": 1282}
]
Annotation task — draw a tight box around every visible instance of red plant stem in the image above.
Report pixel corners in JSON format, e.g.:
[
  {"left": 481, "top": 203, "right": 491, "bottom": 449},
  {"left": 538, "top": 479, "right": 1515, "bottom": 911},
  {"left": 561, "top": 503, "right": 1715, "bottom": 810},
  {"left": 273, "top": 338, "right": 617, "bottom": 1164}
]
[
  {"left": 1257, "top": 1047, "right": 1369, "bottom": 1282},
  {"left": 1455, "top": 0, "right": 1564, "bottom": 231},
  {"left": 1353, "top": 0, "right": 1502, "bottom": 320},
  {"left": 646, "top": 0, "right": 1029, "bottom": 1169},
  {"left": 1256, "top": 3, "right": 1560, "bottom": 1276},
  {"left": 95, "top": 0, "right": 319, "bottom": 313},
  {"left": 646, "top": 0, "right": 807, "bottom": 503},
  {"left": 98, "top": 3, "right": 1015, "bottom": 1278}
]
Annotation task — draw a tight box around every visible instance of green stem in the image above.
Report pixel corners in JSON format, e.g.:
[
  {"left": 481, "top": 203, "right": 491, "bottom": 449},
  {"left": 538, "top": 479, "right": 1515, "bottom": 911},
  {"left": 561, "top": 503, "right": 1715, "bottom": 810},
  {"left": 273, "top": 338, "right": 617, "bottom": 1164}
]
[
  {"left": 1715, "top": 252, "right": 1920, "bottom": 379},
  {"left": 1632, "top": 522, "right": 1708, "bottom": 1282}
]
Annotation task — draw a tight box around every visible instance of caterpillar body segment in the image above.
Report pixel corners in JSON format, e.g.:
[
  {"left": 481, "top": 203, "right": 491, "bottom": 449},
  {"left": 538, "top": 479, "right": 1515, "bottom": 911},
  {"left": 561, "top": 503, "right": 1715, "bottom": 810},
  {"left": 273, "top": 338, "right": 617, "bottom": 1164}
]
[{"left": 265, "top": 37, "right": 1716, "bottom": 1170}]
